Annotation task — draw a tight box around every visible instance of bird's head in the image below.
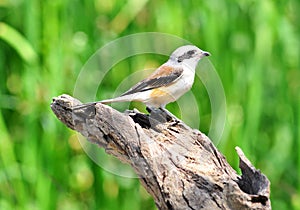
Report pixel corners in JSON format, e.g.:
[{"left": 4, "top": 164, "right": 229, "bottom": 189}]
[{"left": 169, "top": 45, "right": 210, "bottom": 69}]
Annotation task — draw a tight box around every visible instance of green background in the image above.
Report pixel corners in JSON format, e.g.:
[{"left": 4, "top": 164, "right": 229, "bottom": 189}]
[{"left": 0, "top": 0, "right": 299, "bottom": 209}]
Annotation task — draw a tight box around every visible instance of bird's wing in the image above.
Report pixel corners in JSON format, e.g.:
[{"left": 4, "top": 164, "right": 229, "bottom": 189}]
[{"left": 120, "top": 65, "right": 183, "bottom": 96}]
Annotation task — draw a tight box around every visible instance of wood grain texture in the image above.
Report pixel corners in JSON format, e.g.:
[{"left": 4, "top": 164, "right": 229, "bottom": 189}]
[{"left": 51, "top": 94, "right": 271, "bottom": 210}]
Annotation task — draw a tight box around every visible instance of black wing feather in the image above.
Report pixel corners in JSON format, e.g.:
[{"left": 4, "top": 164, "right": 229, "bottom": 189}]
[{"left": 120, "top": 69, "right": 183, "bottom": 96}]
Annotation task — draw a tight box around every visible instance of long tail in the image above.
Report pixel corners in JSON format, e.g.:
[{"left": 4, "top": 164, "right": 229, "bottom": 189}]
[
  {"left": 72, "top": 95, "right": 136, "bottom": 110},
  {"left": 100, "top": 95, "right": 136, "bottom": 104}
]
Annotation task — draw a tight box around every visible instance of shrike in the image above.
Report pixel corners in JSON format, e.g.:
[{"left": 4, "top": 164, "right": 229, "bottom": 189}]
[{"left": 73, "top": 45, "right": 210, "bottom": 111}]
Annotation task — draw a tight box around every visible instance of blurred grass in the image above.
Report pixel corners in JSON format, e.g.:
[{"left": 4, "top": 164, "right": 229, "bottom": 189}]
[{"left": 0, "top": 0, "right": 299, "bottom": 209}]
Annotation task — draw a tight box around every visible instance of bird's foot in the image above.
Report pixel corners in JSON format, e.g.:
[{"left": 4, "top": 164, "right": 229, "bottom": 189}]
[{"left": 146, "top": 107, "right": 180, "bottom": 124}]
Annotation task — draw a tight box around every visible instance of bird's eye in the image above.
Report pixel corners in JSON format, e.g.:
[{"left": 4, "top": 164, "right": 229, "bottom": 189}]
[{"left": 176, "top": 49, "right": 196, "bottom": 63}]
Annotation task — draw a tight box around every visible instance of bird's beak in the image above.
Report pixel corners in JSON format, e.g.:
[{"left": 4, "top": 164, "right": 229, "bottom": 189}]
[
  {"left": 202, "top": 51, "right": 210, "bottom": 57},
  {"left": 197, "top": 50, "right": 210, "bottom": 58}
]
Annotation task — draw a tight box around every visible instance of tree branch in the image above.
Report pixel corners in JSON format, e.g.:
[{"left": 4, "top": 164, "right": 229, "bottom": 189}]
[{"left": 50, "top": 94, "right": 271, "bottom": 210}]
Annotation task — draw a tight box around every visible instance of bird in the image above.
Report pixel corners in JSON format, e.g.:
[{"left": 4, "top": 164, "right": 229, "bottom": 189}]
[{"left": 73, "top": 45, "right": 210, "bottom": 113}]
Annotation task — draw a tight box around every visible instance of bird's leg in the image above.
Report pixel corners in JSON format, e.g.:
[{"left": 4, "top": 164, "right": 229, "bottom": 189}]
[
  {"left": 146, "top": 107, "right": 180, "bottom": 124},
  {"left": 146, "top": 106, "right": 154, "bottom": 114},
  {"left": 145, "top": 107, "right": 168, "bottom": 127}
]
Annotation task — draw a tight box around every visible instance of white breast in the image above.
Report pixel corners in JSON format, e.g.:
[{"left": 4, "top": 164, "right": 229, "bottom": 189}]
[
  {"left": 165, "top": 65, "right": 195, "bottom": 99},
  {"left": 140, "top": 65, "right": 194, "bottom": 107}
]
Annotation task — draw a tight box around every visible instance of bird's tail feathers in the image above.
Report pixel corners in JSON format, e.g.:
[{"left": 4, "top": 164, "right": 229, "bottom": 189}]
[
  {"left": 72, "top": 102, "right": 97, "bottom": 110},
  {"left": 72, "top": 95, "right": 137, "bottom": 110},
  {"left": 100, "top": 95, "right": 136, "bottom": 104}
]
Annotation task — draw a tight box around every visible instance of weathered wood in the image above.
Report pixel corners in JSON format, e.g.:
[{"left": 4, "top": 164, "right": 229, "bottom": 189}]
[{"left": 51, "top": 94, "right": 271, "bottom": 210}]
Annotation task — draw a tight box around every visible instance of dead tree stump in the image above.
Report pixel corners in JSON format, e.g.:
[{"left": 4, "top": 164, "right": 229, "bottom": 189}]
[{"left": 50, "top": 94, "right": 271, "bottom": 210}]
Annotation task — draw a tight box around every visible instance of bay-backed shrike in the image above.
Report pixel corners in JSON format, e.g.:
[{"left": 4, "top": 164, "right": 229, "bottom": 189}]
[{"left": 73, "top": 45, "right": 210, "bottom": 111}]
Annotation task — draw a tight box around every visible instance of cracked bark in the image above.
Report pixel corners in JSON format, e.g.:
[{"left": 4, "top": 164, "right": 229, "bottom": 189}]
[{"left": 51, "top": 94, "right": 271, "bottom": 210}]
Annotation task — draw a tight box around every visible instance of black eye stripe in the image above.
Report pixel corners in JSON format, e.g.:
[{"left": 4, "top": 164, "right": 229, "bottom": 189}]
[
  {"left": 177, "top": 50, "right": 196, "bottom": 62},
  {"left": 187, "top": 50, "right": 196, "bottom": 55}
]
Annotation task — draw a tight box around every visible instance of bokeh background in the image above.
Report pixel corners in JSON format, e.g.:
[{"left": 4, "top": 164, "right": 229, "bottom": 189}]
[{"left": 0, "top": 0, "right": 299, "bottom": 209}]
